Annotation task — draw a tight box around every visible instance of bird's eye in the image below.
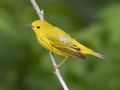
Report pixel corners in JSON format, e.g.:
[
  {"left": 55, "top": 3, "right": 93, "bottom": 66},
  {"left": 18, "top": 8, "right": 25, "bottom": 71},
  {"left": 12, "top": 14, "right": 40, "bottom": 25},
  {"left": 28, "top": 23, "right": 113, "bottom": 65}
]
[{"left": 37, "top": 26, "right": 40, "bottom": 29}]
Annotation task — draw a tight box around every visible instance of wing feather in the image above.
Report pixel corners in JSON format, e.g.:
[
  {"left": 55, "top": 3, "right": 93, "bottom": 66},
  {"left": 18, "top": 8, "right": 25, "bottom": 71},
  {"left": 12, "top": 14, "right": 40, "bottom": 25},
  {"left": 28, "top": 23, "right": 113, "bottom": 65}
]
[{"left": 46, "top": 27, "right": 86, "bottom": 59}]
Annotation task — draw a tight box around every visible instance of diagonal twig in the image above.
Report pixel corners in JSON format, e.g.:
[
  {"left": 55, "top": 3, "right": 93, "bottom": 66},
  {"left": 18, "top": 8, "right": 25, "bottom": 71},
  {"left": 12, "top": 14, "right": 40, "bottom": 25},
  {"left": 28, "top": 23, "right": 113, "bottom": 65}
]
[{"left": 30, "top": 0, "right": 69, "bottom": 90}]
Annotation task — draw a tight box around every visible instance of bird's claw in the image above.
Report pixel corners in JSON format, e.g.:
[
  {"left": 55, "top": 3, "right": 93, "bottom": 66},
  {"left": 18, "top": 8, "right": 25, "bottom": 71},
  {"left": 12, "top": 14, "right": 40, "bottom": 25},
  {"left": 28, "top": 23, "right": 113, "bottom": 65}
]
[{"left": 54, "top": 65, "right": 59, "bottom": 71}]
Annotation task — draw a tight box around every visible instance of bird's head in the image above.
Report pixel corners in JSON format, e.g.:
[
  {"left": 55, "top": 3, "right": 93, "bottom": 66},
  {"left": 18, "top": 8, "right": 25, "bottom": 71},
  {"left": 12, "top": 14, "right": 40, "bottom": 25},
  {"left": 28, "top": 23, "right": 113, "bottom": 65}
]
[{"left": 26, "top": 20, "right": 52, "bottom": 34}]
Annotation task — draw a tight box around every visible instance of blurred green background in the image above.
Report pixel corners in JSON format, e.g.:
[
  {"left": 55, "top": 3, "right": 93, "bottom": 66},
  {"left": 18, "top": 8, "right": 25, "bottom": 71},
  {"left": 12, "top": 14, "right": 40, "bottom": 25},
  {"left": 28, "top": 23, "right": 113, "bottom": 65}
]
[{"left": 0, "top": 0, "right": 120, "bottom": 90}]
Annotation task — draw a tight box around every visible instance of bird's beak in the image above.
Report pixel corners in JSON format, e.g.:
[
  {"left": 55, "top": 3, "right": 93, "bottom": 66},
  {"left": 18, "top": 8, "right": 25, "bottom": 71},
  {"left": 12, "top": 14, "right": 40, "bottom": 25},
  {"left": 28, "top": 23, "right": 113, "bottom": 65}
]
[{"left": 25, "top": 24, "right": 33, "bottom": 28}]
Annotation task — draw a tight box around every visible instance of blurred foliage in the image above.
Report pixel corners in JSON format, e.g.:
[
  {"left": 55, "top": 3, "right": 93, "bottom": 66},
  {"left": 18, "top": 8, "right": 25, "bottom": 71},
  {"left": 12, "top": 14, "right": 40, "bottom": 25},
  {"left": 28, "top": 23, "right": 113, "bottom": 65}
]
[{"left": 0, "top": 0, "right": 120, "bottom": 90}]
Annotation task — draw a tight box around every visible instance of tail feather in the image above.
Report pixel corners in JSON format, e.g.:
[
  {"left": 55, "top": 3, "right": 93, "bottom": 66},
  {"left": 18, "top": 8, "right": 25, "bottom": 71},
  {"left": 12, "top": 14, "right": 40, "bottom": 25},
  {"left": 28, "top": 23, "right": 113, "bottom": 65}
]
[{"left": 92, "top": 51, "right": 105, "bottom": 59}]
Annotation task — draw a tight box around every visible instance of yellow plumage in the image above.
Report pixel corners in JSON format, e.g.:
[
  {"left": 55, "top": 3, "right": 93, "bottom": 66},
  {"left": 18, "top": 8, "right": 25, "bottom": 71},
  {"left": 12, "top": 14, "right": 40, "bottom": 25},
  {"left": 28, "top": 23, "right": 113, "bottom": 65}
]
[{"left": 27, "top": 20, "right": 104, "bottom": 68}]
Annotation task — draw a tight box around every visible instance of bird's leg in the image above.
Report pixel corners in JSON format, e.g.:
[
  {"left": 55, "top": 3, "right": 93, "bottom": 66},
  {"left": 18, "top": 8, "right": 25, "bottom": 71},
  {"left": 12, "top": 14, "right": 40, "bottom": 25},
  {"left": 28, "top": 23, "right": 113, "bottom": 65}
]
[{"left": 54, "top": 57, "right": 68, "bottom": 70}]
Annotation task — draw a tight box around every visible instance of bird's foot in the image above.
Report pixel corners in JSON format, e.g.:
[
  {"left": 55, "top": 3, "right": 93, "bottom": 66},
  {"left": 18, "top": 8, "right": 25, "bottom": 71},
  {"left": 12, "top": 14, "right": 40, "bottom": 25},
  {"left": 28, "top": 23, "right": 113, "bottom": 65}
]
[{"left": 54, "top": 65, "right": 60, "bottom": 71}]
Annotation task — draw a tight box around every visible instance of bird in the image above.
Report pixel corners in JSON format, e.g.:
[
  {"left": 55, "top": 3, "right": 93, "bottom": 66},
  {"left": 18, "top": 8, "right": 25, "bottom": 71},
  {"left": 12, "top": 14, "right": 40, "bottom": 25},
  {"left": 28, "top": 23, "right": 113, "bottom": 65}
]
[{"left": 26, "top": 20, "right": 105, "bottom": 69}]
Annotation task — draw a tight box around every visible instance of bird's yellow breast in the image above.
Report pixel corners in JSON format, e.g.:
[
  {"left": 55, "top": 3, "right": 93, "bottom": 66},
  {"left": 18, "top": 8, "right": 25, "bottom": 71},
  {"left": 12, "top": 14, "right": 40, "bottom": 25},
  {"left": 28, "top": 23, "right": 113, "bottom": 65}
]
[{"left": 36, "top": 33, "right": 69, "bottom": 57}]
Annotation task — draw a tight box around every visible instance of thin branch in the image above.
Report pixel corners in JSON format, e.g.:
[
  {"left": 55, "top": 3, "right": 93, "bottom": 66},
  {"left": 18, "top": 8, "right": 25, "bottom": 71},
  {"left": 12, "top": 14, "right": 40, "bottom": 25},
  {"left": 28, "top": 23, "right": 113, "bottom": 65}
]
[
  {"left": 30, "top": 0, "right": 44, "bottom": 20},
  {"left": 49, "top": 52, "right": 68, "bottom": 90},
  {"left": 30, "top": 0, "right": 69, "bottom": 90}
]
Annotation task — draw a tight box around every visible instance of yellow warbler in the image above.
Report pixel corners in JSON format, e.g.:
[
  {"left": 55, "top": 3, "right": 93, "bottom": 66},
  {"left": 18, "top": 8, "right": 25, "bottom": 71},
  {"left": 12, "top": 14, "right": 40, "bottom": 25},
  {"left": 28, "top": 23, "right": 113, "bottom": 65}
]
[{"left": 27, "top": 20, "right": 104, "bottom": 69}]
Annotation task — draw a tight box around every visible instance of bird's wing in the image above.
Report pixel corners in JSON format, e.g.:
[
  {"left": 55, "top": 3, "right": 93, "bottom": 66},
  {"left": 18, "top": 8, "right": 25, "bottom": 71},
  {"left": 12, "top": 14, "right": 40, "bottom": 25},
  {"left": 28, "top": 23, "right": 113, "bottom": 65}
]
[{"left": 46, "top": 27, "right": 86, "bottom": 59}]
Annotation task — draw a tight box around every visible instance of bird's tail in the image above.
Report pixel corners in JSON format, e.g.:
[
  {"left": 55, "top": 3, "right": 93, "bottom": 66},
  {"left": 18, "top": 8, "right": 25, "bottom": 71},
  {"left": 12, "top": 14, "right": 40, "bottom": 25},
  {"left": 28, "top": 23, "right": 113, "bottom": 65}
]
[
  {"left": 71, "top": 39, "right": 105, "bottom": 59},
  {"left": 92, "top": 51, "right": 105, "bottom": 59}
]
